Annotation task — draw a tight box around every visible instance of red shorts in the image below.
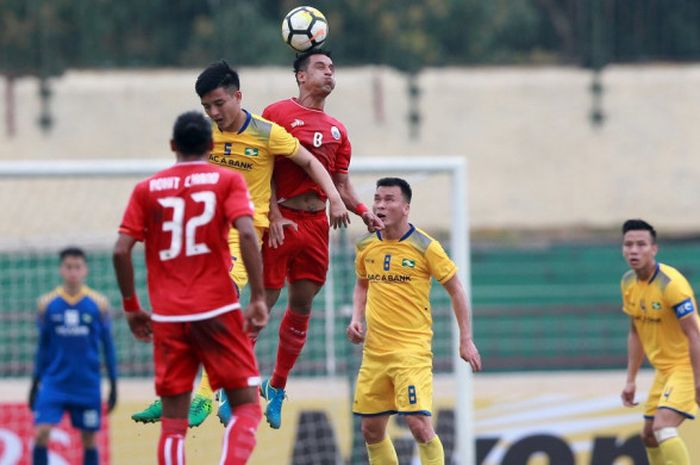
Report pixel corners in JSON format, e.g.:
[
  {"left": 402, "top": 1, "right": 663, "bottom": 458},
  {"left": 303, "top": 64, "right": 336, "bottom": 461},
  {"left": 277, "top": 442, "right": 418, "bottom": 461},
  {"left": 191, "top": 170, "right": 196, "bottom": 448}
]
[
  {"left": 262, "top": 206, "right": 329, "bottom": 289},
  {"left": 152, "top": 311, "right": 259, "bottom": 397}
]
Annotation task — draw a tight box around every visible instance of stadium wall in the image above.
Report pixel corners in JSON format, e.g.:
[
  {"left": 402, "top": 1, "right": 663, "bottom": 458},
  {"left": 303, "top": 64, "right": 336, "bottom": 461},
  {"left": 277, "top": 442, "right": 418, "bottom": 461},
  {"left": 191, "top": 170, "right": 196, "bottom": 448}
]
[{"left": 2, "top": 65, "right": 700, "bottom": 232}]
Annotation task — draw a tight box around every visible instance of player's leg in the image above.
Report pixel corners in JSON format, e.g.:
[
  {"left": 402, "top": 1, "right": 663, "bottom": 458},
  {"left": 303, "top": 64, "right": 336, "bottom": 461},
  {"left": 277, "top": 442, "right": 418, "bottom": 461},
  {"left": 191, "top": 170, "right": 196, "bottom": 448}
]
[
  {"left": 32, "top": 424, "right": 52, "bottom": 465},
  {"left": 640, "top": 370, "right": 665, "bottom": 464},
  {"left": 650, "top": 368, "right": 696, "bottom": 465},
  {"left": 354, "top": 352, "right": 399, "bottom": 465},
  {"left": 159, "top": 393, "right": 190, "bottom": 465},
  {"left": 393, "top": 353, "right": 441, "bottom": 464},
  {"left": 404, "top": 415, "right": 444, "bottom": 465},
  {"left": 219, "top": 387, "right": 262, "bottom": 465},
  {"left": 153, "top": 320, "right": 200, "bottom": 465},
  {"left": 32, "top": 391, "right": 63, "bottom": 465},
  {"left": 263, "top": 212, "right": 329, "bottom": 428},
  {"left": 79, "top": 431, "right": 98, "bottom": 465},
  {"left": 641, "top": 418, "right": 663, "bottom": 465},
  {"left": 68, "top": 402, "right": 101, "bottom": 465},
  {"left": 262, "top": 279, "right": 321, "bottom": 429},
  {"left": 361, "top": 415, "right": 398, "bottom": 465}
]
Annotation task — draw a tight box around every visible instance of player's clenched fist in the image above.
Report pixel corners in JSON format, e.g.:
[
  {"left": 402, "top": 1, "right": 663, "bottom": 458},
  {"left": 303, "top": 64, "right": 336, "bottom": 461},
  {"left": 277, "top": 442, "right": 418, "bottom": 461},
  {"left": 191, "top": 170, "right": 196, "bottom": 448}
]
[{"left": 346, "top": 320, "right": 365, "bottom": 344}]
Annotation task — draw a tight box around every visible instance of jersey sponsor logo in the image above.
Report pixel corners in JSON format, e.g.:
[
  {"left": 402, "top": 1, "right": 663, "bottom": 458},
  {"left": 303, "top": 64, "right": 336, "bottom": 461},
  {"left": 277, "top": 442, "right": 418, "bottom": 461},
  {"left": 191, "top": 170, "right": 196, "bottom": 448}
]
[
  {"left": 331, "top": 126, "right": 341, "bottom": 140},
  {"left": 634, "top": 315, "right": 661, "bottom": 324},
  {"left": 291, "top": 118, "right": 305, "bottom": 128},
  {"left": 244, "top": 147, "right": 259, "bottom": 157},
  {"left": 367, "top": 273, "right": 412, "bottom": 283},
  {"left": 64, "top": 309, "right": 79, "bottom": 326},
  {"left": 401, "top": 258, "right": 416, "bottom": 268},
  {"left": 383, "top": 255, "right": 391, "bottom": 271},
  {"left": 149, "top": 176, "right": 180, "bottom": 192},
  {"left": 673, "top": 298, "right": 695, "bottom": 318},
  {"left": 209, "top": 154, "right": 254, "bottom": 171}
]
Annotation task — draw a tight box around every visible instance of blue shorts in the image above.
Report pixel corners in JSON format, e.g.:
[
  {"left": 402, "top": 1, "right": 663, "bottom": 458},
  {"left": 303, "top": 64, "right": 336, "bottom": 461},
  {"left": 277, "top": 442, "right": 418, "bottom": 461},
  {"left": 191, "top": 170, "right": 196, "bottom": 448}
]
[{"left": 34, "top": 392, "right": 101, "bottom": 431}]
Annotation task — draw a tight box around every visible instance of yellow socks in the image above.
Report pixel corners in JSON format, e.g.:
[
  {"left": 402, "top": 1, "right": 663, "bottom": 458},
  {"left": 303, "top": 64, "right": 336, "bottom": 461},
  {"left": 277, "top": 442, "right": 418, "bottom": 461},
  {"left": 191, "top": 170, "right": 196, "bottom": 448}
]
[
  {"left": 418, "top": 435, "right": 445, "bottom": 465},
  {"left": 659, "top": 437, "right": 690, "bottom": 465},
  {"left": 366, "top": 436, "right": 398, "bottom": 465},
  {"left": 195, "top": 369, "right": 215, "bottom": 399},
  {"left": 645, "top": 446, "right": 664, "bottom": 465}
]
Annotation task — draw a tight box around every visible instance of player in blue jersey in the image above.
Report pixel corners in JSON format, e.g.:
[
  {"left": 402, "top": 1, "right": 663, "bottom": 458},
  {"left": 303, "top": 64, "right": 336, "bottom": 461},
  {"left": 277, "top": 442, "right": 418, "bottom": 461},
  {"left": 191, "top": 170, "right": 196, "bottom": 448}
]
[{"left": 28, "top": 247, "right": 118, "bottom": 465}]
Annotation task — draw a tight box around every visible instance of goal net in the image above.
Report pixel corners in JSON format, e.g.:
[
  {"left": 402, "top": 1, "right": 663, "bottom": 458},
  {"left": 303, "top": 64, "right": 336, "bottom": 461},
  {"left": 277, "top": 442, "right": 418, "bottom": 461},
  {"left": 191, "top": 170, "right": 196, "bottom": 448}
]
[{"left": 0, "top": 157, "right": 473, "bottom": 465}]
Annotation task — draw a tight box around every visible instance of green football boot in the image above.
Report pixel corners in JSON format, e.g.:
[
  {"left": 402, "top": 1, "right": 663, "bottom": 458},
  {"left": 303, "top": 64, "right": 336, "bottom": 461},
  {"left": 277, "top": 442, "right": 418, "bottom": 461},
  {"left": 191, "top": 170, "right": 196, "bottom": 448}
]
[{"left": 131, "top": 399, "right": 162, "bottom": 424}]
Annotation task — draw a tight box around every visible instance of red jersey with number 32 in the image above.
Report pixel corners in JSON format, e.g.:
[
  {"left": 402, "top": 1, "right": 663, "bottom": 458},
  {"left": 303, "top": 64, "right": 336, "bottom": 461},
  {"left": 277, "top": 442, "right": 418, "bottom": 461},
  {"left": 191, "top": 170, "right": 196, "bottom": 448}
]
[
  {"left": 263, "top": 98, "right": 351, "bottom": 201},
  {"left": 119, "top": 161, "right": 254, "bottom": 321}
]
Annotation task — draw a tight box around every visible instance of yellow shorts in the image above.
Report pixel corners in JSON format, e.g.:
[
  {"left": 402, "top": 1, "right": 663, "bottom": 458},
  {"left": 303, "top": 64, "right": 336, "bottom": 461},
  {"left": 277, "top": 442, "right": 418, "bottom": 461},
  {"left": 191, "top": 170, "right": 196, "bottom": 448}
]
[
  {"left": 352, "top": 351, "right": 433, "bottom": 416},
  {"left": 644, "top": 367, "right": 698, "bottom": 419},
  {"left": 228, "top": 226, "right": 264, "bottom": 289}
]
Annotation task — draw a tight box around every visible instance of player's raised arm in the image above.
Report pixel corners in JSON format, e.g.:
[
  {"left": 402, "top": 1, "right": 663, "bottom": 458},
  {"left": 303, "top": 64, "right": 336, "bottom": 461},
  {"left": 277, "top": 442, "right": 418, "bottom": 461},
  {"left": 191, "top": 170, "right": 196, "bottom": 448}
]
[
  {"left": 347, "top": 278, "right": 368, "bottom": 344},
  {"left": 112, "top": 233, "right": 152, "bottom": 342},
  {"left": 333, "top": 171, "right": 384, "bottom": 232},
  {"left": 442, "top": 274, "right": 481, "bottom": 373},
  {"left": 289, "top": 145, "right": 349, "bottom": 228}
]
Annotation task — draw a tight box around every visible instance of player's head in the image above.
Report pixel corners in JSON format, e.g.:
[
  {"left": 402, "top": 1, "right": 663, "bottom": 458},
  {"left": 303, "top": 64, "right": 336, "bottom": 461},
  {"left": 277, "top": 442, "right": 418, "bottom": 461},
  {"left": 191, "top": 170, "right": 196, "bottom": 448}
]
[
  {"left": 293, "top": 49, "right": 335, "bottom": 96},
  {"left": 622, "top": 219, "right": 658, "bottom": 273},
  {"left": 373, "top": 177, "right": 412, "bottom": 228},
  {"left": 195, "top": 60, "right": 242, "bottom": 132},
  {"left": 59, "top": 247, "right": 88, "bottom": 289},
  {"left": 171, "top": 111, "right": 213, "bottom": 160}
]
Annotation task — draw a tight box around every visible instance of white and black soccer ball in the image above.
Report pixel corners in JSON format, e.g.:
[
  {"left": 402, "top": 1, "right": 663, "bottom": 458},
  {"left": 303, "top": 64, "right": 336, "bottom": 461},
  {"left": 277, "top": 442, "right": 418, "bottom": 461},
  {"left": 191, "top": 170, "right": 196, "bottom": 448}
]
[{"left": 281, "top": 6, "right": 328, "bottom": 53}]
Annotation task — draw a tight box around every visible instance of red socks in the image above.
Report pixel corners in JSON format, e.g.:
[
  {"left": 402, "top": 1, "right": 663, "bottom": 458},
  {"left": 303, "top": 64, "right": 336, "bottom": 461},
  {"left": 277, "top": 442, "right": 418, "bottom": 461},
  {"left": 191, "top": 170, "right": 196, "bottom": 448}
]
[
  {"left": 271, "top": 309, "right": 310, "bottom": 389},
  {"left": 220, "top": 402, "right": 263, "bottom": 465},
  {"left": 158, "top": 417, "right": 188, "bottom": 465}
]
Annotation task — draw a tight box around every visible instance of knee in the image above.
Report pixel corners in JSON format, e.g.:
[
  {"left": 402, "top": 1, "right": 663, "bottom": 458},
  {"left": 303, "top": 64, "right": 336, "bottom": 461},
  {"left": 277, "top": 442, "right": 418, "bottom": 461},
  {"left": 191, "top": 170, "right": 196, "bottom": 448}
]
[
  {"left": 34, "top": 426, "right": 51, "bottom": 446},
  {"left": 81, "top": 432, "right": 96, "bottom": 449},
  {"left": 361, "top": 422, "right": 385, "bottom": 444},
  {"left": 641, "top": 429, "right": 658, "bottom": 447},
  {"left": 405, "top": 416, "right": 435, "bottom": 444}
]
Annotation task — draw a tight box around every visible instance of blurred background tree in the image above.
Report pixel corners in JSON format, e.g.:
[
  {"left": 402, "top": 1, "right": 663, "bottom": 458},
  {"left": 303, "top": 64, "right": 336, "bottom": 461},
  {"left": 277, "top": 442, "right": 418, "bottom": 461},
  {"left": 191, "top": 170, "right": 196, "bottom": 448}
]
[{"left": 2, "top": 0, "right": 700, "bottom": 71}]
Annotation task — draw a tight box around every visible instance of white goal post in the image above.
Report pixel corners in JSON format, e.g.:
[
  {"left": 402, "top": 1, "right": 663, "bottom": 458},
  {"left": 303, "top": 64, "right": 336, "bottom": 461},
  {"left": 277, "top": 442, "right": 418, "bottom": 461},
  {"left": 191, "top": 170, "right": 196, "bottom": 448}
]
[{"left": 0, "top": 156, "right": 474, "bottom": 465}]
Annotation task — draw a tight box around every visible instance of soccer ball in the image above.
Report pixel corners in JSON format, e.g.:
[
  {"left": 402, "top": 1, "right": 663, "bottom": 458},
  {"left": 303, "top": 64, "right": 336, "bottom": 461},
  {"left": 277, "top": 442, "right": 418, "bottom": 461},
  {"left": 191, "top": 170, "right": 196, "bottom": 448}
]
[{"left": 281, "top": 6, "right": 328, "bottom": 53}]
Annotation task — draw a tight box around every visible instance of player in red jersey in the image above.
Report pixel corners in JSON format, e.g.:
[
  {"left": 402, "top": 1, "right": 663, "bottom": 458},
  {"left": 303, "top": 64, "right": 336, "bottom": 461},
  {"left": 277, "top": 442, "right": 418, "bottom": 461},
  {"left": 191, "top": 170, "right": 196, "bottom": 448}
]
[
  {"left": 258, "top": 49, "right": 384, "bottom": 429},
  {"left": 113, "top": 111, "right": 267, "bottom": 465}
]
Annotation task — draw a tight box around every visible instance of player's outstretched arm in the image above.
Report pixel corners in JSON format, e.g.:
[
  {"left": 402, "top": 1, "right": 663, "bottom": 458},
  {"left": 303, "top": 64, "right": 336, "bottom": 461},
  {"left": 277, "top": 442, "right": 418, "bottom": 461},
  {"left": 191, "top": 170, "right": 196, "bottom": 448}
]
[
  {"left": 622, "top": 320, "right": 643, "bottom": 407},
  {"left": 333, "top": 172, "right": 384, "bottom": 232},
  {"left": 235, "top": 215, "right": 269, "bottom": 335},
  {"left": 679, "top": 314, "right": 700, "bottom": 406},
  {"left": 112, "top": 233, "right": 152, "bottom": 342},
  {"left": 30, "top": 310, "right": 49, "bottom": 409},
  {"left": 347, "top": 278, "right": 368, "bottom": 344},
  {"left": 290, "top": 145, "right": 349, "bottom": 228},
  {"left": 443, "top": 275, "right": 482, "bottom": 373}
]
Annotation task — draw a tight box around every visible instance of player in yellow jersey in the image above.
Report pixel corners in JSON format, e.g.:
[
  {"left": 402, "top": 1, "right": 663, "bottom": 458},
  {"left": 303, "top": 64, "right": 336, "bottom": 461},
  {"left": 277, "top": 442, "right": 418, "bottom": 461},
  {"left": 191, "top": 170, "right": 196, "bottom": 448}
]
[
  {"left": 620, "top": 219, "right": 700, "bottom": 465},
  {"left": 347, "top": 177, "right": 481, "bottom": 465},
  {"left": 131, "top": 61, "right": 350, "bottom": 427}
]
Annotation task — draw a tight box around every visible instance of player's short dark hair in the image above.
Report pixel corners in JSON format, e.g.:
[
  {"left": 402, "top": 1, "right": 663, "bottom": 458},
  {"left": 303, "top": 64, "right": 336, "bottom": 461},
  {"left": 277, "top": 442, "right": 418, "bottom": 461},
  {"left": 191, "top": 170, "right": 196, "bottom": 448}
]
[
  {"left": 195, "top": 60, "right": 240, "bottom": 97},
  {"left": 172, "top": 111, "right": 212, "bottom": 155},
  {"left": 59, "top": 247, "right": 86, "bottom": 262},
  {"left": 376, "top": 177, "right": 412, "bottom": 203},
  {"left": 293, "top": 49, "right": 333, "bottom": 74},
  {"left": 622, "top": 219, "right": 657, "bottom": 242}
]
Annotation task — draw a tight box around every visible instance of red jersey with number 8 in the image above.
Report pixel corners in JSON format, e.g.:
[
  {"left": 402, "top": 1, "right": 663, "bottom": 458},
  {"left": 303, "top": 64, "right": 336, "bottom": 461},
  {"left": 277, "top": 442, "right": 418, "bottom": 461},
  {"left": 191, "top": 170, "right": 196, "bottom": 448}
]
[
  {"left": 118, "top": 161, "right": 254, "bottom": 321},
  {"left": 263, "top": 98, "right": 351, "bottom": 202}
]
